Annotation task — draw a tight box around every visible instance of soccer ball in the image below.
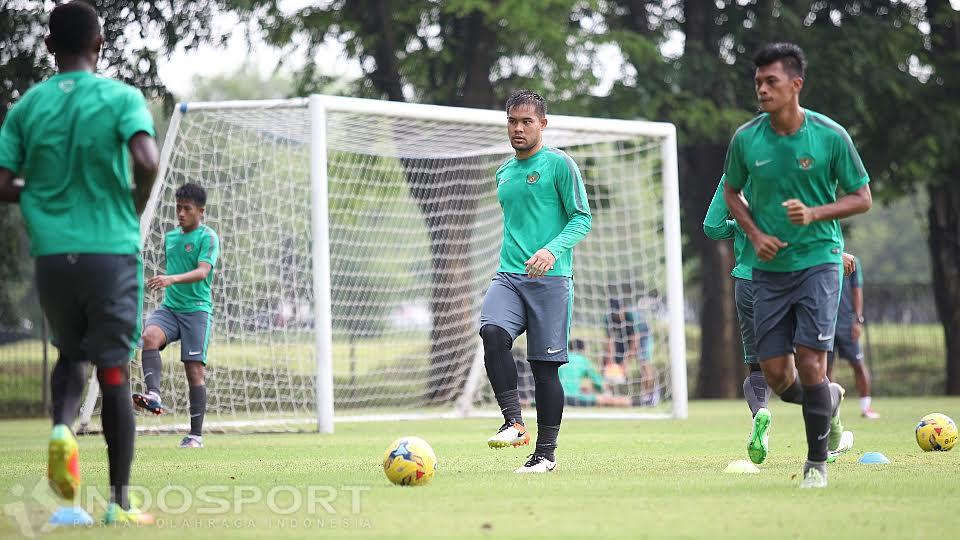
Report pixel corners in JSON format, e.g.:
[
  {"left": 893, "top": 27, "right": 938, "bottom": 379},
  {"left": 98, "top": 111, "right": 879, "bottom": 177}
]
[
  {"left": 382, "top": 436, "right": 437, "bottom": 486},
  {"left": 915, "top": 413, "right": 958, "bottom": 452}
]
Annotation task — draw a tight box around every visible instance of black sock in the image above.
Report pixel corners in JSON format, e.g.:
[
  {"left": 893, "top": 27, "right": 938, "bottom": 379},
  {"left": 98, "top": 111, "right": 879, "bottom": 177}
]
[
  {"left": 530, "top": 360, "right": 563, "bottom": 461},
  {"left": 141, "top": 349, "right": 163, "bottom": 395},
  {"left": 97, "top": 365, "right": 135, "bottom": 510},
  {"left": 50, "top": 357, "right": 86, "bottom": 426},
  {"left": 189, "top": 385, "right": 207, "bottom": 437},
  {"left": 481, "top": 325, "right": 521, "bottom": 424},
  {"left": 779, "top": 376, "right": 804, "bottom": 405},
  {"left": 743, "top": 369, "right": 769, "bottom": 416},
  {"left": 802, "top": 381, "right": 832, "bottom": 462}
]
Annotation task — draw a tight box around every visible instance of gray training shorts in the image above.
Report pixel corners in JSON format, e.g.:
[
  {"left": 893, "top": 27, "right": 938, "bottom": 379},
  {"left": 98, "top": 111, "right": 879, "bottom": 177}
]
[
  {"left": 828, "top": 326, "right": 864, "bottom": 365},
  {"left": 146, "top": 306, "right": 213, "bottom": 363},
  {"left": 752, "top": 263, "right": 842, "bottom": 362},
  {"left": 734, "top": 277, "right": 758, "bottom": 365},
  {"left": 479, "top": 272, "right": 573, "bottom": 363}
]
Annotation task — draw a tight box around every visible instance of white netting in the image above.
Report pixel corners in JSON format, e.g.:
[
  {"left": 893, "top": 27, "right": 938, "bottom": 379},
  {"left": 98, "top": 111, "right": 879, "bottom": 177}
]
[{"left": 79, "top": 97, "right": 682, "bottom": 433}]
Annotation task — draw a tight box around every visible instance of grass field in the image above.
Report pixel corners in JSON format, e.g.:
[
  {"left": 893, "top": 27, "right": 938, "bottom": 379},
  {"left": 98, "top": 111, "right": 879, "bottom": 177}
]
[{"left": 2, "top": 398, "right": 959, "bottom": 539}]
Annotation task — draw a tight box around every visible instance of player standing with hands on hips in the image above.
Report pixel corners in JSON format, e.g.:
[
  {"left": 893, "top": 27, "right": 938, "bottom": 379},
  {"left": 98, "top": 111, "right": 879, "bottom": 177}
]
[{"left": 479, "top": 90, "right": 592, "bottom": 474}]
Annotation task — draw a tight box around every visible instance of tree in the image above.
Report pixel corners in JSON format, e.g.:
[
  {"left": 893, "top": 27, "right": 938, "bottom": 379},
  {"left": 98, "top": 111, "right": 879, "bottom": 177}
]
[
  {"left": 237, "top": 0, "right": 615, "bottom": 402},
  {"left": 919, "top": 0, "right": 960, "bottom": 393}
]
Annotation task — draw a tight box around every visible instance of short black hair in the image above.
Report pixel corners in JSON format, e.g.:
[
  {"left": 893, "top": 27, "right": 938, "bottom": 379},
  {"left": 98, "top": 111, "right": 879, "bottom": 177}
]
[
  {"left": 568, "top": 338, "right": 585, "bottom": 352},
  {"left": 49, "top": 1, "right": 101, "bottom": 56},
  {"left": 753, "top": 42, "right": 806, "bottom": 79},
  {"left": 505, "top": 90, "right": 546, "bottom": 118},
  {"left": 175, "top": 183, "right": 207, "bottom": 207}
]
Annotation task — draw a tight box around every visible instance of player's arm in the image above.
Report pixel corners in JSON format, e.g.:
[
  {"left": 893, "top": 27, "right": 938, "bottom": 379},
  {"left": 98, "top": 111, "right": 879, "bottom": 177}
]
[
  {"left": 0, "top": 170, "right": 21, "bottom": 203},
  {"left": 148, "top": 231, "right": 219, "bottom": 289},
  {"left": 586, "top": 362, "right": 605, "bottom": 392},
  {"left": 703, "top": 176, "right": 736, "bottom": 240},
  {"left": 129, "top": 133, "right": 159, "bottom": 215},
  {"left": 118, "top": 87, "right": 159, "bottom": 215},
  {"left": 528, "top": 156, "right": 592, "bottom": 277},
  {"left": 783, "top": 127, "right": 872, "bottom": 224},
  {"left": 147, "top": 262, "right": 212, "bottom": 290},
  {"left": 722, "top": 137, "right": 787, "bottom": 261},
  {"left": 0, "top": 103, "right": 25, "bottom": 203},
  {"left": 851, "top": 260, "right": 865, "bottom": 340}
]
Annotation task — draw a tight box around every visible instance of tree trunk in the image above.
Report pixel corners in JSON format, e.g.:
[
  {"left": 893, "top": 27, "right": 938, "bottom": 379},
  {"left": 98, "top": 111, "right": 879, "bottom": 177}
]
[
  {"left": 927, "top": 182, "right": 960, "bottom": 394},
  {"left": 680, "top": 144, "right": 743, "bottom": 398},
  {"left": 403, "top": 157, "right": 486, "bottom": 404}
]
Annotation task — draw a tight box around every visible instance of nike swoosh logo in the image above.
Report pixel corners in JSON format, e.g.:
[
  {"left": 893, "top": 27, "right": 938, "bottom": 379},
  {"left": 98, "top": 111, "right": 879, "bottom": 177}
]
[
  {"left": 188, "top": 351, "right": 202, "bottom": 355},
  {"left": 190, "top": 413, "right": 203, "bottom": 418},
  {"left": 755, "top": 159, "right": 773, "bottom": 167},
  {"left": 817, "top": 334, "right": 833, "bottom": 342},
  {"left": 497, "top": 177, "right": 507, "bottom": 186},
  {"left": 817, "top": 431, "right": 830, "bottom": 440},
  {"left": 546, "top": 347, "right": 564, "bottom": 354}
]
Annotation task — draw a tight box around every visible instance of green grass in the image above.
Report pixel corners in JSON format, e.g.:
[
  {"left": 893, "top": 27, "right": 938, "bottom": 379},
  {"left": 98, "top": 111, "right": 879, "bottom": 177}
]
[{"left": 2, "top": 398, "right": 960, "bottom": 539}]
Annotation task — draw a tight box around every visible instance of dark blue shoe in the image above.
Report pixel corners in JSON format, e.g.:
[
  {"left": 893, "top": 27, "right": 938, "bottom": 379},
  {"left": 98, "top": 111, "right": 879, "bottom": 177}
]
[{"left": 132, "top": 392, "right": 164, "bottom": 415}]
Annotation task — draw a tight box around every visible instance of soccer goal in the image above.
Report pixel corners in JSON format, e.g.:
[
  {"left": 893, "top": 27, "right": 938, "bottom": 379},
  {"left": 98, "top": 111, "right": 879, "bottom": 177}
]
[{"left": 77, "top": 95, "right": 686, "bottom": 434}]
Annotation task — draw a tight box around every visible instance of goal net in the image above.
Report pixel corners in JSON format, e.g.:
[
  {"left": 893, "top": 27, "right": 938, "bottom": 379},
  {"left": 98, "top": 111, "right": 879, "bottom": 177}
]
[{"left": 78, "top": 95, "right": 685, "bottom": 434}]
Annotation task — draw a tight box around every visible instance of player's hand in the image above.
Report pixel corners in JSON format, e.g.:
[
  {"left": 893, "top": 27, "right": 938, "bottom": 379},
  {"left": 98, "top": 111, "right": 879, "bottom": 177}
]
[
  {"left": 147, "top": 275, "right": 175, "bottom": 290},
  {"left": 852, "top": 321, "right": 863, "bottom": 341},
  {"left": 841, "top": 252, "right": 856, "bottom": 276},
  {"left": 525, "top": 248, "right": 556, "bottom": 278},
  {"left": 782, "top": 199, "right": 815, "bottom": 225},
  {"left": 748, "top": 231, "right": 788, "bottom": 262}
]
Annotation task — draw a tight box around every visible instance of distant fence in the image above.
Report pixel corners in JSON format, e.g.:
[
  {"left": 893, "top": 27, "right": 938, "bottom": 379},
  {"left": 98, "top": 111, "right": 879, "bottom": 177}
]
[{"left": 0, "top": 282, "right": 949, "bottom": 417}]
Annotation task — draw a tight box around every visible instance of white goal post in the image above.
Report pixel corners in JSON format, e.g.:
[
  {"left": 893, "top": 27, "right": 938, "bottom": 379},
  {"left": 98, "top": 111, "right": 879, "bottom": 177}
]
[{"left": 77, "top": 94, "right": 686, "bottom": 435}]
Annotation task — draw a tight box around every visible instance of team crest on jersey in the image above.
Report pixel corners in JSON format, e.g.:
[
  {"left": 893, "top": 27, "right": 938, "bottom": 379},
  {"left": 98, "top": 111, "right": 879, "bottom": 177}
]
[
  {"left": 797, "top": 155, "right": 815, "bottom": 170},
  {"left": 526, "top": 171, "right": 540, "bottom": 184},
  {"left": 184, "top": 243, "right": 195, "bottom": 253},
  {"left": 58, "top": 80, "right": 75, "bottom": 93}
]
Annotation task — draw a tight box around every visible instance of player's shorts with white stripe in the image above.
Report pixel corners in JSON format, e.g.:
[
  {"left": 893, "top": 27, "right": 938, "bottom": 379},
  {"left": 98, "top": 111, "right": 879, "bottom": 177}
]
[{"left": 479, "top": 272, "right": 573, "bottom": 363}]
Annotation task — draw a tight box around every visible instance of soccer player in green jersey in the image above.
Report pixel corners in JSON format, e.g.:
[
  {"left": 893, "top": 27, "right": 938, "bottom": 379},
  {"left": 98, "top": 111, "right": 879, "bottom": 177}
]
[
  {"left": 0, "top": 1, "right": 159, "bottom": 525},
  {"left": 827, "top": 256, "right": 879, "bottom": 418},
  {"left": 722, "top": 43, "right": 872, "bottom": 488},
  {"left": 133, "top": 183, "right": 219, "bottom": 449},
  {"left": 480, "top": 90, "right": 592, "bottom": 473},
  {"left": 704, "top": 176, "right": 857, "bottom": 466}
]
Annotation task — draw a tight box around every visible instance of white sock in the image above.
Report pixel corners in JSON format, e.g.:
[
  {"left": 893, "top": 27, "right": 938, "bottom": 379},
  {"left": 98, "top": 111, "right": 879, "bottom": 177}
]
[{"left": 860, "top": 396, "right": 872, "bottom": 411}]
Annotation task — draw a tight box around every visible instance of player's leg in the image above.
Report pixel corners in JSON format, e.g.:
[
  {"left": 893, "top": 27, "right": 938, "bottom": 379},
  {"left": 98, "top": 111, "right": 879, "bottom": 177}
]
[
  {"left": 35, "top": 255, "right": 87, "bottom": 503},
  {"left": 752, "top": 269, "right": 804, "bottom": 406},
  {"left": 479, "top": 273, "right": 528, "bottom": 448},
  {"left": 85, "top": 254, "right": 153, "bottom": 522},
  {"left": 794, "top": 263, "right": 847, "bottom": 487},
  {"left": 178, "top": 311, "right": 212, "bottom": 448},
  {"left": 734, "top": 278, "right": 773, "bottom": 463},
  {"left": 132, "top": 309, "right": 178, "bottom": 415},
  {"left": 825, "top": 349, "right": 836, "bottom": 382},
  {"left": 839, "top": 337, "right": 877, "bottom": 418},
  {"left": 514, "top": 275, "right": 571, "bottom": 473}
]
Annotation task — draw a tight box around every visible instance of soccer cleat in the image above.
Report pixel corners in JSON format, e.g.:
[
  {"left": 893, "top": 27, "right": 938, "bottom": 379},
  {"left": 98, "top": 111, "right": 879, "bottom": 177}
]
[
  {"left": 487, "top": 421, "right": 530, "bottom": 449},
  {"left": 48, "top": 506, "right": 94, "bottom": 527},
  {"left": 48, "top": 424, "right": 81, "bottom": 500},
  {"left": 179, "top": 435, "right": 203, "bottom": 448},
  {"left": 515, "top": 453, "right": 557, "bottom": 474},
  {"left": 102, "top": 503, "right": 155, "bottom": 526},
  {"left": 799, "top": 465, "right": 828, "bottom": 489},
  {"left": 861, "top": 407, "right": 880, "bottom": 419},
  {"left": 132, "top": 392, "right": 165, "bottom": 415},
  {"left": 828, "top": 382, "right": 846, "bottom": 452},
  {"left": 747, "top": 408, "right": 772, "bottom": 465},
  {"left": 826, "top": 430, "right": 855, "bottom": 463}
]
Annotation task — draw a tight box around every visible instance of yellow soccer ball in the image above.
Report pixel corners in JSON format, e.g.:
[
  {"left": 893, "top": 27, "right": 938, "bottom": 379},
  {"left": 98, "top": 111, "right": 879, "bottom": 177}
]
[
  {"left": 383, "top": 436, "right": 437, "bottom": 486},
  {"left": 915, "top": 413, "right": 958, "bottom": 452}
]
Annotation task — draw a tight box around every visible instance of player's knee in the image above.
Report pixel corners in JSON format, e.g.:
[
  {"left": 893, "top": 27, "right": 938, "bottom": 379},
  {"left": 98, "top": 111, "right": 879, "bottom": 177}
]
[
  {"left": 529, "top": 360, "right": 560, "bottom": 383},
  {"left": 141, "top": 327, "right": 164, "bottom": 350},
  {"left": 97, "top": 365, "right": 128, "bottom": 387},
  {"left": 185, "top": 363, "right": 205, "bottom": 386},
  {"left": 480, "top": 325, "right": 512, "bottom": 352}
]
